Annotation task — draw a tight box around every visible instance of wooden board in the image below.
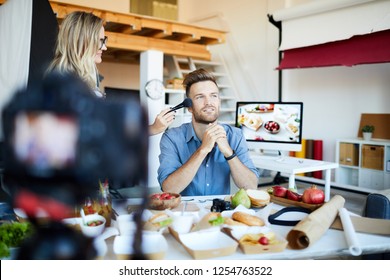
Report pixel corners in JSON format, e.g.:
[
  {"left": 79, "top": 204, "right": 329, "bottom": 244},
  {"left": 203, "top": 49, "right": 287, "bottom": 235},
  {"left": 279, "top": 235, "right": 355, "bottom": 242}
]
[
  {"left": 269, "top": 195, "right": 323, "bottom": 212},
  {"left": 358, "top": 113, "right": 390, "bottom": 140}
]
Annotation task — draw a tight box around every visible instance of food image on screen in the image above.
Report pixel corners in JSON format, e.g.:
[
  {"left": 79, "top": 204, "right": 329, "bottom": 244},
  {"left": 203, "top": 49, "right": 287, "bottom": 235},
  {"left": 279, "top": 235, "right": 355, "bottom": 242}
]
[
  {"left": 242, "top": 114, "right": 263, "bottom": 131},
  {"left": 236, "top": 103, "right": 301, "bottom": 142},
  {"left": 13, "top": 112, "right": 78, "bottom": 169}
]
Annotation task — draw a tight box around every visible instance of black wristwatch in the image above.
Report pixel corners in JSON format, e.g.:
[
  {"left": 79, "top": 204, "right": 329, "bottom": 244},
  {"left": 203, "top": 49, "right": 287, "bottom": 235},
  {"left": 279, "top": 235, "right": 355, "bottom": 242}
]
[{"left": 224, "top": 150, "right": 237, "bottom": 161}]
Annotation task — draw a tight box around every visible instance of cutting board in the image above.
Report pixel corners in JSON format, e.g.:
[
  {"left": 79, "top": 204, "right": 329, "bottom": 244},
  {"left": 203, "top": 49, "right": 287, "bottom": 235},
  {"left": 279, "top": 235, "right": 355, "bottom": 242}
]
[{"left": 270, "top": 195, "right": 323, "bottom": 212}]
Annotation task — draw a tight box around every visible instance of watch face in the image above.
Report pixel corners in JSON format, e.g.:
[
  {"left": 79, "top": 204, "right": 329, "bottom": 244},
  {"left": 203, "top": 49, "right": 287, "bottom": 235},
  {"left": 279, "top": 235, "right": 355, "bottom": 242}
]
[{"left": 145, "top": 79, "right": 165, "bottom": 100}]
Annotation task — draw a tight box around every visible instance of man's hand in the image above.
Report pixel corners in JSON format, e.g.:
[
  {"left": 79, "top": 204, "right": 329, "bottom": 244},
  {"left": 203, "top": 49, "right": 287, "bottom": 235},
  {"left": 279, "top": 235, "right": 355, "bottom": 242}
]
[{"left": 202, "top": 124, "right": 232, "bottom": 156}]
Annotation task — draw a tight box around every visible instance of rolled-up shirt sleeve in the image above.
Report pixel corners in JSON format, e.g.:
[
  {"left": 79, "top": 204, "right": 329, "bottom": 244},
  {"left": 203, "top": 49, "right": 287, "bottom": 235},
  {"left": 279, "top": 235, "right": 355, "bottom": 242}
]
[
  {"left": 157, "top": 126, "right": 191, "bottom": 188},
  {"left": 229, "top": 126, "right": 260, "bottom": 178}
]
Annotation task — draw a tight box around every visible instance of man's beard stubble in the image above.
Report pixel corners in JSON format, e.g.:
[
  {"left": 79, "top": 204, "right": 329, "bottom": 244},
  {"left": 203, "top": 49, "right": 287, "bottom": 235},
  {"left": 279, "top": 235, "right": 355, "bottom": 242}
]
[{"left": 192, "top": 106, "right": 219, "bottom": 125}]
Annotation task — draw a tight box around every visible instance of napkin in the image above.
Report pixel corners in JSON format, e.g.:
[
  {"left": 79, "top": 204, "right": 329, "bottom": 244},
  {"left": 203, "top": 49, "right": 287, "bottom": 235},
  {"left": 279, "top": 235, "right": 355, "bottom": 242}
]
[
  {"left": 286, "top": 195, "right": 345, "bottom": 249},
  {"left": 338, "top": 207, "right": 362, "bottom": 256}
]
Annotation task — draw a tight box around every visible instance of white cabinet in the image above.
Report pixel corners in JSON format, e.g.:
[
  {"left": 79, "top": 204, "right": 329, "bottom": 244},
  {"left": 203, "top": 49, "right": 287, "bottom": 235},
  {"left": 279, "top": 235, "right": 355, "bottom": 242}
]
[{"left": 335, "top": 138, "right": 390, "bottom": 190}]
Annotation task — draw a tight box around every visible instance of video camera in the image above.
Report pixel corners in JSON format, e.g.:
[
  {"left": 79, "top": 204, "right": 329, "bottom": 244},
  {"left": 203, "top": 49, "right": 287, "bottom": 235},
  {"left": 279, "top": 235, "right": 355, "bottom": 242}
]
[
  {"left": 1, "top": 72, "right": 150, "bottom": 259},
  {"left": 2, "top": 72, "right": 149, "bottom": 209}
]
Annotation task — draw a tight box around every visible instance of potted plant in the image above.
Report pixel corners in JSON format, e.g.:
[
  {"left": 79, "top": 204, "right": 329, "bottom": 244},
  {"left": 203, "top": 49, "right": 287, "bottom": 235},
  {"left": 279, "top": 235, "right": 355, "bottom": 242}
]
[{"left": 362, "top": 125, "right": 375, "bottom": 141}]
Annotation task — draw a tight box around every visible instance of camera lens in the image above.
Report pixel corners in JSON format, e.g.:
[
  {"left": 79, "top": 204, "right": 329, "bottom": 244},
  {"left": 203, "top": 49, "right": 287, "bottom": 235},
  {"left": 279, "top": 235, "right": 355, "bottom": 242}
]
[
  {"left": 211, "top": 199, "right": 224, "bottom": 212},
  {"left": 222, "top": 201, "right": 231, "bottom": 211}
]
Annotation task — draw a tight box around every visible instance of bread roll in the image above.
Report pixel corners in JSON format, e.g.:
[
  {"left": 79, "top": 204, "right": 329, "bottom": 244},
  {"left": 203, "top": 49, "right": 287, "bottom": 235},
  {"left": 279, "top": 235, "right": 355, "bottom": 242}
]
[
  {"left": 232, "top": 211, "right": 264, "bottom": 226},
  {"left": 224, "top": 217, "right": 247, "bottom": 227},
  {"left": 246, "top": 189, "right": 270, "bottom": 207}
]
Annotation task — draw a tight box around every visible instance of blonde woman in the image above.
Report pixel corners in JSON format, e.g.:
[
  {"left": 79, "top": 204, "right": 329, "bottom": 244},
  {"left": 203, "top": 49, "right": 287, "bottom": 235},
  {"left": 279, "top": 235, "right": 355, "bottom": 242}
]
[
  {"left": 47, "top": 11, "right": 174, "bottom": 135},
  {"left": 47, "top": 11, "right": 106, "bottom": 98}
]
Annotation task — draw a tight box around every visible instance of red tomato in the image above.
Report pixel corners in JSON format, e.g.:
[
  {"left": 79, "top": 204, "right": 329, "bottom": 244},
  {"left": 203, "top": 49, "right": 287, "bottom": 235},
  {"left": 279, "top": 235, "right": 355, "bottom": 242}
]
[
  {"left": 258, "top": 236, "right": 269, "bottom": 245},
  {"left": 160, "top": 193, "right": 171, "bottom": 200}
]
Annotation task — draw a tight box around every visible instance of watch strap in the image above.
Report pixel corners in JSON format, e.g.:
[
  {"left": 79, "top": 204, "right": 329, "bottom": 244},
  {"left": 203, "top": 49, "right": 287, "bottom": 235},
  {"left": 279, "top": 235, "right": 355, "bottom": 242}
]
[{"left": 224, "top": 150, "right": 237, "bottom": 161}]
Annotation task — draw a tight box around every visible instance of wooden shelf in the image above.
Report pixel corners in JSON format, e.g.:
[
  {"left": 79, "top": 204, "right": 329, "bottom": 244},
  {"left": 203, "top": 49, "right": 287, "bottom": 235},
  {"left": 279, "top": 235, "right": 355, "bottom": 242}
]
[
  {"left": 0, "top": 0, "right": 226, "bottom": 61},
  {"left": 49, "top": 0, "right": 226, "bottom": 62}
]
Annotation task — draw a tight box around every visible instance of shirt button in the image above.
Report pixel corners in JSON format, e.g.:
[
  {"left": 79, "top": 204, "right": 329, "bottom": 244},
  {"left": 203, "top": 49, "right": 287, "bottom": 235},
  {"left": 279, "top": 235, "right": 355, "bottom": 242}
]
[
  {"left": 206, "top": 164, "right": 209, "bottom": 167},
  {"left": 206, "top": 183, "right": 209, "bottom": 186}
]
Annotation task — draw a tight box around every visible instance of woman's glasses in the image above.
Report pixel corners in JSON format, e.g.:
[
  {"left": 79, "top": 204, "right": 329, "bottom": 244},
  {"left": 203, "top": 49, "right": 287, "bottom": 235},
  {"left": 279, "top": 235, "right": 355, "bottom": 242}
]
[{"left": 99, "top": 36, "right": 108, "bottom": 50}]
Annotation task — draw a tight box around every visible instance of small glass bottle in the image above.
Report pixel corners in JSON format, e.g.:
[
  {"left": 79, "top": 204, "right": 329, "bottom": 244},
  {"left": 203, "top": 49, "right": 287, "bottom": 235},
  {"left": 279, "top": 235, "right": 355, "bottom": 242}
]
[{"left": 97, "top": 179, "right": 112, "bottom": 227}]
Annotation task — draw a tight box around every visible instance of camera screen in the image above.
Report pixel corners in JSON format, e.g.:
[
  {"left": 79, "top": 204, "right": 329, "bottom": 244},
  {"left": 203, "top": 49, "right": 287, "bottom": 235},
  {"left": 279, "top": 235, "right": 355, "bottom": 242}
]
[{"left": 13, "top": 112, "right": 79, "bottom": 170}]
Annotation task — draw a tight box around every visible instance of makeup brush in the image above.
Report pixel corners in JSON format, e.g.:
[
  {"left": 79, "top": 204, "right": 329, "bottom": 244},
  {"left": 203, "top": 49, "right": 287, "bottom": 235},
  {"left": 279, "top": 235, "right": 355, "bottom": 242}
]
[{"left": 164, "top": 98, "right": 192, "bottom": 115}]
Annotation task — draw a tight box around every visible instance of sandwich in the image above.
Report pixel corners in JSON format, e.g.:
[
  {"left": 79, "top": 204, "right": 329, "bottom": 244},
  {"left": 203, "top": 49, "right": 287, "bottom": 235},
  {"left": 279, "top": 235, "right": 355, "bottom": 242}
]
[
  {"left": 143, "top": 213, "right": 173, "bottom": 232},
  {"left": 191, "top": 212, "right": 225, "bottom": 232}
]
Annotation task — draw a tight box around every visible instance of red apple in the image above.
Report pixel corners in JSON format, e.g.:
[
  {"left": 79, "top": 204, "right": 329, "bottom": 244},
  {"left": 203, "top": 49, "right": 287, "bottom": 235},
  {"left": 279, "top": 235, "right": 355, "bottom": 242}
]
[
  {"left": 286, "top": 189, "right": 302, "bottom": 201},
  {"left": 272, "top": 185, "right": 287, "bottom": 198}
]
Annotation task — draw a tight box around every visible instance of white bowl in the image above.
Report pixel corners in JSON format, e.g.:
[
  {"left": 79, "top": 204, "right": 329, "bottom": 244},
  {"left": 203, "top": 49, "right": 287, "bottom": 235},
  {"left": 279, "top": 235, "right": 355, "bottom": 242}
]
[{"left": 80, "top": 214, "right": 106, "bottom": 238}]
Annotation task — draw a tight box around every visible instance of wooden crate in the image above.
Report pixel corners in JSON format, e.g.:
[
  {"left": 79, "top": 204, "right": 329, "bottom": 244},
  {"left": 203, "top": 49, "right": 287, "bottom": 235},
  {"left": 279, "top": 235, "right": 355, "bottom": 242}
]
[
  {"left": 362, "top": 145, "right": 384, "bottom": 170},
  {"left": 166, "top": 79, "right": 184, "bottom": 89},
  {"left": 339, "top": 142, "right": 359, "bottom": 166}
]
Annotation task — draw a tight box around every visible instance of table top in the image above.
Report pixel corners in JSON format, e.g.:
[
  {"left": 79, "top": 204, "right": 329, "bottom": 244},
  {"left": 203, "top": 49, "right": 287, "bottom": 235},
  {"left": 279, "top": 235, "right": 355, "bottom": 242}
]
[
  {"left": 107, "top": 195, "right": 390, "bottom": 260},
  {"left": 249, "top": 154, "right": 339, "bottom": 173}
]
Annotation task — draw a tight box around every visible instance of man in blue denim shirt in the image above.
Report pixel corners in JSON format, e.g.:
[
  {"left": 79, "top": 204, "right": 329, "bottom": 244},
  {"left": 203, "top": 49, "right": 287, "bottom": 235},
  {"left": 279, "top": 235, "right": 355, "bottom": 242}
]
[{"left": 158, "top": 69, "right": 259, "bottom": 196}]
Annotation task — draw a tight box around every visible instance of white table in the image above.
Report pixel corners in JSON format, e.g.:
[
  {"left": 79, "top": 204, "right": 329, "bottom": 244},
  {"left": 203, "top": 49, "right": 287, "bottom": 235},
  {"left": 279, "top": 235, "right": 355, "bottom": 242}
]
[
  {"left": 109, "top": 195, "right": 390, "bottom": 260},
  {"left": 250, "top": 154, "right": 339, "bottom": 201}
]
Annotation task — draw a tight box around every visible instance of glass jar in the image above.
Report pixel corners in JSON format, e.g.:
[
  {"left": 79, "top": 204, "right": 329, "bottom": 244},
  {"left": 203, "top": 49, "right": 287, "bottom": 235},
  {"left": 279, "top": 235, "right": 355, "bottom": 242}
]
[{"left": 83, "top": 196, "right": 96, "bottom": 215}]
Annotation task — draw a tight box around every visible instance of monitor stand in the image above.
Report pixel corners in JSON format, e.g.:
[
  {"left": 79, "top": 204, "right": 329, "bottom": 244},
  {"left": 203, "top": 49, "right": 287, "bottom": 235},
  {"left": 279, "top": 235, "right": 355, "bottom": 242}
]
[{"left": 255, "top": 150, "right": 288, "bottom": 187}]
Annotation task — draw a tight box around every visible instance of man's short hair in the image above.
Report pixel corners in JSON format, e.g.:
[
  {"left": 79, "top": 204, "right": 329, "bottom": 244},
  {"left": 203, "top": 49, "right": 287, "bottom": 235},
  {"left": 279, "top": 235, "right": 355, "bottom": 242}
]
[{"left": 183, "top": 68, "right": 218, "bottom": 97}]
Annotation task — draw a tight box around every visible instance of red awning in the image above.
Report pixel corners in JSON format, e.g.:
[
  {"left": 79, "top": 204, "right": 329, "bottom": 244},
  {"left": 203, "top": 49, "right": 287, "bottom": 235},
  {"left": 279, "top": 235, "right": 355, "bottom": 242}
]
[{"left": 277, "top": 29, "right": 390, "bottom": 70}]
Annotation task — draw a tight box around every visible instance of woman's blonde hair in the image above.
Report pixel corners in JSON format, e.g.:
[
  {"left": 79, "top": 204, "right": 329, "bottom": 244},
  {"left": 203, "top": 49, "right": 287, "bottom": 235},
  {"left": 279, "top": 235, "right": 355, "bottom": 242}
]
[{"left": 47, "top": 11, "right": 103, "bottom": 90}]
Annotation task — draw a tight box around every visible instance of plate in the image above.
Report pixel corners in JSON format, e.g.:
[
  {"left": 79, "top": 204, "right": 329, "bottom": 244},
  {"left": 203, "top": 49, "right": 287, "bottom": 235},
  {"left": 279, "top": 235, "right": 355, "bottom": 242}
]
[
  {"left": 245, "top": 104, "right": 274, "bottom": 113},
  {"left": 285, "top": 122, "right": 299, "bottom": 136},
  {"left": 243, "top": 115, "right": 263, "bottom": 131}
]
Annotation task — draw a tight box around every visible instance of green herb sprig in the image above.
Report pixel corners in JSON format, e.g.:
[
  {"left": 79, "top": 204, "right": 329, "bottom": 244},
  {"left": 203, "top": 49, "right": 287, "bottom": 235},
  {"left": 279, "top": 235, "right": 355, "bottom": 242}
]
[{"left": 0, "top": 222, "right": 33, "bottom": 258}]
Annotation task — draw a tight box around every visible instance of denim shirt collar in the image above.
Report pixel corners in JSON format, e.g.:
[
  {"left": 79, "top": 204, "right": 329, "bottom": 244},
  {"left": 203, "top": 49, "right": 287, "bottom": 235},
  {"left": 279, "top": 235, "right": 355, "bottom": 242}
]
[{"left": 185, "top": 122, "right": 200, "bottom": 144}]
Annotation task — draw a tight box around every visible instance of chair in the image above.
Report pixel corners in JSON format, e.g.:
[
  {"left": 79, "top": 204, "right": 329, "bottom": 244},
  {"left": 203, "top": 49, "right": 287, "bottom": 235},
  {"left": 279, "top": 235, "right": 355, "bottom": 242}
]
[{"left": 363, "top": 189, "right": 390, "bottom": 259}]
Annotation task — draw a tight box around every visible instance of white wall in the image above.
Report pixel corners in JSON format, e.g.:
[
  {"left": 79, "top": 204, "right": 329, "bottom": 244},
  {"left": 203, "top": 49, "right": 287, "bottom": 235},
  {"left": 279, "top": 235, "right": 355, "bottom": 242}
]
[
  {"left": 283, "top": 63, "right": 390, "bottom": 162},
  {"left": 176, "top": 0, "right": 390, "bottom": 170},
  {"left": 178, "top": 0, "right": 282, "bottom": 102}
]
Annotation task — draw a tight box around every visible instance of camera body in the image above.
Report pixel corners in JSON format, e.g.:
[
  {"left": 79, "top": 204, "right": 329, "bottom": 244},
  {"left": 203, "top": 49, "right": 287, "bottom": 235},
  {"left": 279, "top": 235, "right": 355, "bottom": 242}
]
[{"left": 2, "top": 72, "right": 149, "bottom": 207}]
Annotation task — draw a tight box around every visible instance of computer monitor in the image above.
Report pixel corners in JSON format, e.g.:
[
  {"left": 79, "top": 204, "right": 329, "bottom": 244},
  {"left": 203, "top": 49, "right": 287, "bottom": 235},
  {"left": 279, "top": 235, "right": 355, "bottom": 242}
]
[{"left": 235, "top": 101, "right": 303, "bottom": 154}]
